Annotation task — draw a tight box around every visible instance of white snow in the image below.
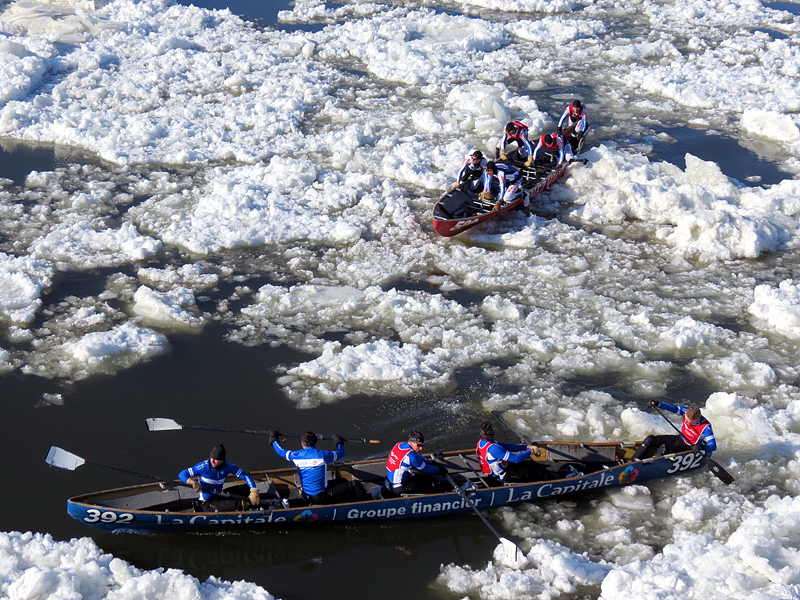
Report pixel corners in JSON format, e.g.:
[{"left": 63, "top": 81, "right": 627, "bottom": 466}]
[
  {"left": 0, "top": 531, "right": 277, "bottom": 600},
  {"left": 1, "top": 0, "right": 800, "bottom": 597}
]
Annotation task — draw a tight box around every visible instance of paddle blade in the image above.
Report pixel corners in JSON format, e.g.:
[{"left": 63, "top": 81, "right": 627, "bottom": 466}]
[
  {"left": 45, "top": 446, "right": 86, "bottom": 471},
  {"left": 707, "top": 458, "right": 735, "bottom": 485},
  {"left": 146, "top": 418, "right": 183, "bottom": 432},
  {"left": 499, "top": 537, "right": 525, "bottom": 564}
]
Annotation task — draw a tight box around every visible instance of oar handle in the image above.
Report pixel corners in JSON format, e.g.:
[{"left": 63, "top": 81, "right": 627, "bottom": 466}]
[
  {"left": 653, "top": 405, "right": 683, "bottom": 436},
  {"left": 178, "top": 424, "right": 379, "bottom": 444}
]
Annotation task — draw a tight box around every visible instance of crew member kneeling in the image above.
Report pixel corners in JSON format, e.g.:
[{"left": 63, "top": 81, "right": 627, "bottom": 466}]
[{"left": 630, "top": 401, "right": 717, "bottom": 461}]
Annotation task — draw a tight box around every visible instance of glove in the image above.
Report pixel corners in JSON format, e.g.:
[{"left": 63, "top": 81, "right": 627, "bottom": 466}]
[
  {"left": 691, "top": 443, "right": 705, "bottom": 453},
  {"left": 268, "top": 430, "right": 280, "bottom": 444},
  {"left": 451, "top": 181, "right": 461, "bottom": 190},
  {"left": 187, "top": 477, "right": 202, "bottom": 492},
  {"left": 478, "top": 191, "right": 495, "bottom": 201},
  {"left": 332, "top": 434, "right": 344, "bottom": 446},
  {"left": 249, "top": 488, "right": 260, "bottom": 506},
  {"left": 492, "top": 201, "right": 501, "bottom": 212},
  {"left": 650, "top": 401, "right": 659, "bottom": 408},
  {"left": 524, "top": 156, "right": 533, "bottom": 167},
  {"left": 499, "top": 150, "right": 507, "bottom": 160},
  {"left": 438, "top": 465, "right": 448, "bottom": 476}
]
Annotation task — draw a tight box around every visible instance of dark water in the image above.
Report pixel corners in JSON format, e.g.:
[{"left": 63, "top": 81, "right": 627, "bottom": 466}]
[
  {"left": 5, "top": 318, "right": 499, "bottom": 600},
  {"left": 649, "top": 127, "right": 788, "bottom": 187},
  {"left": 763, "top": 1, "right": 800, "bottom": 15},
  {"left": 0, "top": 142, "right": 84, "bottom": 186},
  {"left": 177, "top": 0, "right": 327, "bottom": 31}
]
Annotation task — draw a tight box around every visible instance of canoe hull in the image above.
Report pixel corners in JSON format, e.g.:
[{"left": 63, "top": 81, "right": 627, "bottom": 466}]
[
  {"left": 432, "top": 161, "right": 569, "bottom": 237},
  {"left": 66, "top": 446, "right": 706, "bottom": 533}
]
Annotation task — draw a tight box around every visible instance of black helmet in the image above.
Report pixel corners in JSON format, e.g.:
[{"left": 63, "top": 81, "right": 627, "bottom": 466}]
[
  {"left": 505, "top": 122, "right": 516, "bottom": 134},
  {"left": 471, "top": 150, "right": 483, "bottom": 159},
  {"left": 544, "top": 134, "right": 554, "bottom": 144},
  {"left": 572, "top": 99, "right": 582, "bottom": 108},
  {"left": 485, "top": 161, "right": 496, "bottom": 171}
]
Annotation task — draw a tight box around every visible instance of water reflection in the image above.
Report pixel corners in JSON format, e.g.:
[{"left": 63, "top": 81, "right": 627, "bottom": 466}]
[{"left": 96, "top": 518, "right": 495, "bottom": 600}]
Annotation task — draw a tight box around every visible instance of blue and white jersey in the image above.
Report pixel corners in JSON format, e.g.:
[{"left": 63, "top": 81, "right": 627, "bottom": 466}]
[
  {"left": 656, "top": 402, "right": 717, "bottom": 453},
  {"left": 477, "top": 440, "right": 531, "bottom": 481},
  {"left": 499, "top": 121, "right": 534, "bottom": 158},
  {"left": 272, "top": 442, "right": 344, "bottom": 497},
  {"left": 532, "top": 134, "right": 572, "bottom": 165},
  {"left": 558, "top": 105, "right": 588, "bottom": 132},
  {"left": 179, "top": 460, "right": 256, "bottom": 502},
  {"left": 457, "top": 153, "right": 487, "bottom": 185},
  {"left": 483, "top": 162, "right": 521, "bottom": 200},
  {"left": 385, "top": 442, "right": 441, "bottom": 489}
]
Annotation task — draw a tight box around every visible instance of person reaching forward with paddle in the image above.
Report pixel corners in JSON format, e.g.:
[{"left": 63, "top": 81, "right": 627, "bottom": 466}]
[
  {"left": 385, "top": 431, "right": 451, "bottom": 496},
  {"left": 477, "top": 420, "right": 547, "bottom": 486},
  {"left": 179, "top": 444, "right": 259, "bottom": 512},
  {"left": 630, "top": 401, "right": 717, "bottom": 462}
]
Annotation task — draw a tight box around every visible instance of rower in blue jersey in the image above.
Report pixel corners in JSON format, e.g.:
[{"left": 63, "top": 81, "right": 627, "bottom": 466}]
[
  {"left": 385, "top": 430, "right": 450, "bottom": 496},
  {"left": 179, "top": 443, "right": 259, "bottom": 512},
  {"left": 479, "top": 161, "right": 524, "bottom": 210},
  {"left": 476, "top": 420, "right": 547, "bottom": 486},
  {"left": 496, "top": 120, "right": 535, "bottom": 165},
  {"left": 270, "top": 430, "right": 368, "bottom": 505},
  {"left": 630, "top": 401, "right": 717, "bottom": 461}
]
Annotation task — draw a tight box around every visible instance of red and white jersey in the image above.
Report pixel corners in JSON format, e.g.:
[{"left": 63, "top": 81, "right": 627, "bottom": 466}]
[{"left": 558, "top": 105, "right": 587, "bottom": 131}]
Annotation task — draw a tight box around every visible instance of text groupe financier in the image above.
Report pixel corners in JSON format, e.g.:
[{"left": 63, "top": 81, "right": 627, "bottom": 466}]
[{"left": 142, "top": 471, "right": 621, "bottom": 525}]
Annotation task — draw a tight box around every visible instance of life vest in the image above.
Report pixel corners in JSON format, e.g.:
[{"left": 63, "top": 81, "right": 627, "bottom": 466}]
[
  {"left": 540, "top": 135, "right": 559, "bottom": 150},
  {"left": 568, "top": 106, "right": 584, "bottom": 120},
  {"left": 386, "top": 442, "right": 413, "bottom": 472},
  {"left": 682, "top": 417, "right": 710, "bottom": 445},
  {"left": 507, "top": 121, "right": 528, "bottom": 139},
  {"left": 476, "top": 439, "right": 506, "bottom": 475}
]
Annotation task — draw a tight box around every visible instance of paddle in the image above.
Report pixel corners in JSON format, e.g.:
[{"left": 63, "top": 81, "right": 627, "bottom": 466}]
[
  {"left": 431, "top": 452, "right": 492, "bottom": 489},
  {"left": 652, "top": 406, "right": 735, "bottom": 485},
  {"left": 441, "top": 471, "right": 523, "bottom": 562},
  {"left": 491, "top": 410, "right": 533, "bottom": 444},
  {"left": 145, "top": 418, "right": 380, "bottom": 444},
  {"left": 44, "top": 446, "right": 272, "bottom": 507}
]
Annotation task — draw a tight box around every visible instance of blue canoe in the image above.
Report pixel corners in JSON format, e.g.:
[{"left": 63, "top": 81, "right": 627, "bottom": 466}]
[{"left": 65, "top": 441, "right": 707, "bottom": 533}]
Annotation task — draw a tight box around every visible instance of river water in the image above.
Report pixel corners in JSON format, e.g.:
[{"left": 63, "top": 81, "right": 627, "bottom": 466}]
[{"left": 2, "top": 0, "right": 800, "bottom": 598}]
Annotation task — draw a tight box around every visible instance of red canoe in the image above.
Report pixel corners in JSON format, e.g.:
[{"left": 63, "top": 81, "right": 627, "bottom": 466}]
[{"left": 432, "top": 161, "right": 569, "bottom": 237}]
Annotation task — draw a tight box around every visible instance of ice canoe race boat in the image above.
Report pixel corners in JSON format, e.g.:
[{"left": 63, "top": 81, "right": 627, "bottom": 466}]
[
  {"left": 432, "top": 160, "right": 569, "bottom": 237},
  {"left": 63, "top": 441, "right": 707, "bottom": 533}
]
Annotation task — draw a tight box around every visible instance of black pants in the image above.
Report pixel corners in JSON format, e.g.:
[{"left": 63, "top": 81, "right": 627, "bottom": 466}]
[
  {"left": 457, "top": 169, "right": 484, "bottom": 192},
  {"left": 631, "top": 434, "right": 689, "bottom": 461},
  {"left": 486, "top": 461, "right": 552, "bottom": 486},
  {"left": 387, "top": 473, "right": 451, "bottom": 496},
  {"left": 198, "top": 496, "right": 247, "bottom": 512},
  {"left": 306, "top": 477, "right": 368, "bottom": 505}
]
